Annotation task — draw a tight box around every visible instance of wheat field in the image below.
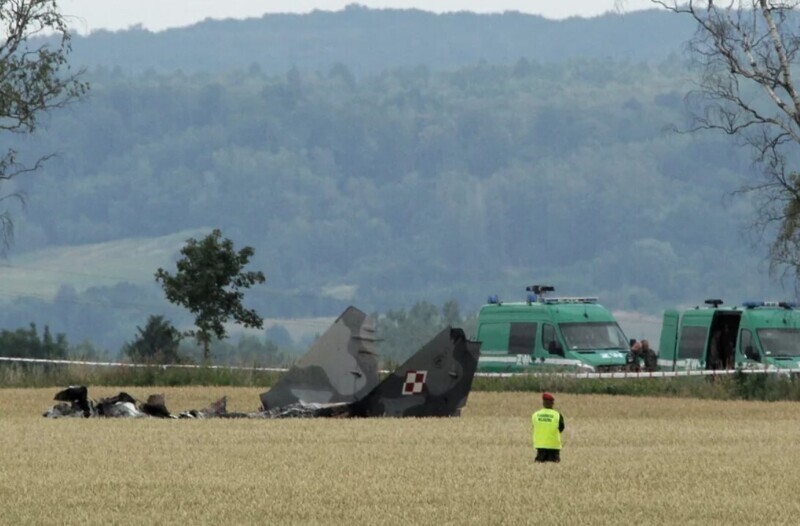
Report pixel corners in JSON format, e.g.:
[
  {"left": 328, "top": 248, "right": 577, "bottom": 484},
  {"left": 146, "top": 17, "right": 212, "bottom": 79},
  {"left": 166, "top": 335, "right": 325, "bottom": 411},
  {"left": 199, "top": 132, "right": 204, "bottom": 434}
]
[{"left": 1, "top": 387, "right": 798, "bottom": 525}]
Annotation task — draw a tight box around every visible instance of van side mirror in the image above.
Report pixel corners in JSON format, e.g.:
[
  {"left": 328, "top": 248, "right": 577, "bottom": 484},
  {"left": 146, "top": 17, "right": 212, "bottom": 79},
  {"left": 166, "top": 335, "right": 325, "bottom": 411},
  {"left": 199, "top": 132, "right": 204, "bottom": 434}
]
[
  {"left": 744, "top": 345, "right": 760, "bottom": 362},
  {"left": 548, "top": 341, "right": 564, "bottom": 356}
]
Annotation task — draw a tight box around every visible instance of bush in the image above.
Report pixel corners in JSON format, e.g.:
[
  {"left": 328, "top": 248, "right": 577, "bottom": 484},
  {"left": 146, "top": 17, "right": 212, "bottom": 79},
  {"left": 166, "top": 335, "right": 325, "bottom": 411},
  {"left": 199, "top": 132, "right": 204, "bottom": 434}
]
[
  {"left": 472, "top": 373, "right": 800, "bottom": 401},
  {"left": 0, "top": 362, "right": 284, "bottom": 388}
]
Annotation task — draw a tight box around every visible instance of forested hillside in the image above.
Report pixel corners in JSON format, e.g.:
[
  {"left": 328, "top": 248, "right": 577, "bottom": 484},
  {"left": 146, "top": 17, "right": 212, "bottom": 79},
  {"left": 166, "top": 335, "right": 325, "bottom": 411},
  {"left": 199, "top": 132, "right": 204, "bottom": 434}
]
[
  {"left": 68, "top": 7, "right": 693, "bottom": 75},
  {"left": 0, "top": 7, "right": 786, "bottom": 355}
]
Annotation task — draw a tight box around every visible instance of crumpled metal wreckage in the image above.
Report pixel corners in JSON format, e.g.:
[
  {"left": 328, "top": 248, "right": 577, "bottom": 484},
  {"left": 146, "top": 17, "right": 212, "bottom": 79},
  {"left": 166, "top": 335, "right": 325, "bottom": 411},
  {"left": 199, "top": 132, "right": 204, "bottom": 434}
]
[
  {"left": 43, "top": 306, "right": 481, "bottom": 419},
  {"left": 43, "top": 386, "right": 174, "bottom": 418}
]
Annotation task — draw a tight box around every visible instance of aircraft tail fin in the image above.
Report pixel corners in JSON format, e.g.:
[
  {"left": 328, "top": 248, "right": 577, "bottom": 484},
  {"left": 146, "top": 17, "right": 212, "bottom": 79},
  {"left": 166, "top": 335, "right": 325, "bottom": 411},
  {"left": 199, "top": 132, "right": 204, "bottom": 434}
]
[
  {"left": 260, "top": 306, "right": 379, "bottom": 411},
  {"left": 350, "top": 327, "right": 481, "bottom": 417}
]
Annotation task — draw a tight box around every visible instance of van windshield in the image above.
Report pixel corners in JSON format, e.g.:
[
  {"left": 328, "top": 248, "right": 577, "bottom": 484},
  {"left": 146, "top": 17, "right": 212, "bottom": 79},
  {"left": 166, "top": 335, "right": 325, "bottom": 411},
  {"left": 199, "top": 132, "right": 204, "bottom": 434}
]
[
  {"left": 560, "top": 322, "right": 628, "bottom": 351},
  {"left": 757, "top": 329, "right": 800, "bottom": 357}
]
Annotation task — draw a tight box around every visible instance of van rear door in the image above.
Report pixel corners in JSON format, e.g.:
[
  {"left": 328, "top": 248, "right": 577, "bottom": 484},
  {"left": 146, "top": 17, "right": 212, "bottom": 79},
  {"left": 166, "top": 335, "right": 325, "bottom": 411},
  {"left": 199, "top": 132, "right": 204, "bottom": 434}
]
[{"left": 658, "top": 309, "right": 680, "bottom": 371}]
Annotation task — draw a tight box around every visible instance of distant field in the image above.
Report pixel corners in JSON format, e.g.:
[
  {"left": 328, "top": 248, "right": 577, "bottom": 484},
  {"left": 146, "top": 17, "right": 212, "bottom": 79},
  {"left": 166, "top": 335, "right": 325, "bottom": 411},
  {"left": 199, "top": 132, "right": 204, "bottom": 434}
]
[
  {"left": 3, "top": 389, "right": 799, "bottom": 525},
  {"left": 0, "top": 229, "right": 209, "bottom": 298}
]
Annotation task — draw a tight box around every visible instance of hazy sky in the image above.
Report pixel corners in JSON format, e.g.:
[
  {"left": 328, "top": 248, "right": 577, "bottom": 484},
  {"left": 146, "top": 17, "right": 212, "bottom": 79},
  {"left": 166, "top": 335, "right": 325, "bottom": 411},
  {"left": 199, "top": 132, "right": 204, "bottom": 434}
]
[{"left": 60, "top": 1, "right": 660, "bottom": 33}]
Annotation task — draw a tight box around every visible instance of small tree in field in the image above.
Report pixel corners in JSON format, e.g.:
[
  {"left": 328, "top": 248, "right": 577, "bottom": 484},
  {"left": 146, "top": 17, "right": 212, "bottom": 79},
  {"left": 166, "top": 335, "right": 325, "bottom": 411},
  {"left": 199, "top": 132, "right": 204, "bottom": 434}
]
[
  {"left": 155, "top": 229, "right": 266, "bottom": 362},
  {"left": 122, "top": 315, "right": 183, "bottom": 364}
]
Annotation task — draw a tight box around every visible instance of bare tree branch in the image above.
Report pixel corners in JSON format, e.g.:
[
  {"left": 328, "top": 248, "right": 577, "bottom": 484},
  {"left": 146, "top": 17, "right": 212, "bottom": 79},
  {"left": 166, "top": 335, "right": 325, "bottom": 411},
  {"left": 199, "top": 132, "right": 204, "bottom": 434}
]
[
  {"left": 0, "top": 0, "right": 88, "bottom": 250},
  {"left": 657, "top": 0, "right": 800, "bottom": 282}
]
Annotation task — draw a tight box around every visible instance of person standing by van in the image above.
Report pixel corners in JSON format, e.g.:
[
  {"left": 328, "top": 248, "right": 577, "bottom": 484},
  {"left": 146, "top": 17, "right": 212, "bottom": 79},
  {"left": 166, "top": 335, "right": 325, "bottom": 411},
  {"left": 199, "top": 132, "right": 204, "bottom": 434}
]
[
  {"left": 627, "top": 340, "right": 642, "bottom": 372},
  {"left": 531, "top": 392, "right": 565, "bottom": 462},
  {"left": 641, "top": 339, "right": 658, "bottom": 372}
]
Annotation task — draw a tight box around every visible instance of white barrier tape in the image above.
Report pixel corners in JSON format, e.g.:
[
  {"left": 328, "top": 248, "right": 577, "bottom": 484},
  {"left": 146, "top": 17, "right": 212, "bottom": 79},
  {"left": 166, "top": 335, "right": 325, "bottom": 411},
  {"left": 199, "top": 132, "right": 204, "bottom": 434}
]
[
  {"left": 0, "top": 356, "right": 288, "bottom": 373},
  {"left": 475, "top": 368, "right": 800, "bottom": 379},
  {"left": 3, "top": 356, "right": 798, "bottom": 379}
]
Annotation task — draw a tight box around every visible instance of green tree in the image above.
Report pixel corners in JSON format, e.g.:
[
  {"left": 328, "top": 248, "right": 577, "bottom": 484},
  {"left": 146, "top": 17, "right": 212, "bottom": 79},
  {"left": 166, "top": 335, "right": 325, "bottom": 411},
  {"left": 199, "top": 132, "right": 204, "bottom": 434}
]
[
  {"left": 442, "top": 300, "right": 462, "bottom": 326},
  {"left": 0, "top": 0, "right": 88, "bottom": 246},
  {"left": 122, "top": 315, "right": 183, "bottom": 364},
  {"left": 0, "top": 323, "right": 68, "bottom": 358},
  {"left": 265, "top": 324, "right": 293, "bottom": 347},
  {"left": 155, "top": 229, "right": 266, "bottom": 362},
  {"left": 376, "top": 300, "right": 471, "bottom": 363},
  {"left": 235, "top": 334, "right": 282, "bottom": 366}
]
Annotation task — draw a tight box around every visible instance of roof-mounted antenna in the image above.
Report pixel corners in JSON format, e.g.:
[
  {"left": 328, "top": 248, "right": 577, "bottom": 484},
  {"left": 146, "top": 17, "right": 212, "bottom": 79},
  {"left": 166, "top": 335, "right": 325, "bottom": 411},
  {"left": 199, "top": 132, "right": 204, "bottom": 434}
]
[{"left": 526, "top": 285, "right": 554, "bottom": 304}]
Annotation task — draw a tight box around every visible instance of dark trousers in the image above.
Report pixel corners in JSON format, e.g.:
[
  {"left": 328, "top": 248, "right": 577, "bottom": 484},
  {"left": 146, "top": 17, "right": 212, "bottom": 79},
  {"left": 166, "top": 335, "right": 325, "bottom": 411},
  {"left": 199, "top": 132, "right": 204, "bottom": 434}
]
[{"left": 535, "top": 448, "right": 561, "bottom": 463}]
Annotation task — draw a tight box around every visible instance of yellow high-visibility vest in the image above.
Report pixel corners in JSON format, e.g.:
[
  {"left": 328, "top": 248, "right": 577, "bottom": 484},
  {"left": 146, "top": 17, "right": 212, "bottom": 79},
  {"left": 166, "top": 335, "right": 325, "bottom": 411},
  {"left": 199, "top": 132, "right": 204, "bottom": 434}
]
[{"left": 531, "top": 408, "right": 562, "bottom": 450}]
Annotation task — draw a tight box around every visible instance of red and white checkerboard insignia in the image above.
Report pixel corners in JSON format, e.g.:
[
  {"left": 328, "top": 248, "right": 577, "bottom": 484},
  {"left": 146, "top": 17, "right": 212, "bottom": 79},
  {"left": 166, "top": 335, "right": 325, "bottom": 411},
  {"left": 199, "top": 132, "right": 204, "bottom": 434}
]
[{"left": 402, "top": 370, "right": 428, "bottom": 395}]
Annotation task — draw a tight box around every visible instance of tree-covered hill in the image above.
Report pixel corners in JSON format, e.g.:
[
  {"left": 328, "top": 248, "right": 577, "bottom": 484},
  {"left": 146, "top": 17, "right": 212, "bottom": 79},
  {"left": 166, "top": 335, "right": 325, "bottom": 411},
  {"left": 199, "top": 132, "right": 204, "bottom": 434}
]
[{"left": 67, "top": 6, "right": 694, "bottom": 75}]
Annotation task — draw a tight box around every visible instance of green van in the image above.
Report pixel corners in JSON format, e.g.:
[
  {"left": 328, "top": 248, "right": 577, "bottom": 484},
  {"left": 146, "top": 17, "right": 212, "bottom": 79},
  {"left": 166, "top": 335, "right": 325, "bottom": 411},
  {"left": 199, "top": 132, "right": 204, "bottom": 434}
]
[
  {"left": 475, "top": 285, "right": 629, "bottom": 373},
  {"left": 658, "top": 299, "right": 800, "bottom": 371}
]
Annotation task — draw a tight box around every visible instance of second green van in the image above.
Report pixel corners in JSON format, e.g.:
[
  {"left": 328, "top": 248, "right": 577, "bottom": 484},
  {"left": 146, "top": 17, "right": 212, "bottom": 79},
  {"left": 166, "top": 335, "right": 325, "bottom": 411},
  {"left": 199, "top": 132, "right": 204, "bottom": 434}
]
[{"left": 658, "top": 299, "right": 800, "bottom": 371}]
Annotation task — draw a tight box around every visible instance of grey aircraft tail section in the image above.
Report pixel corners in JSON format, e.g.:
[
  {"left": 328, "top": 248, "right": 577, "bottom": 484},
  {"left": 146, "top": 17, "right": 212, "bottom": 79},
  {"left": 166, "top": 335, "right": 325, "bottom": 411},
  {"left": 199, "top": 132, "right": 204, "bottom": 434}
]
[
  {"left": 259, "top": 306, "right": 379, "bottom": 411},
  {"left": 349, "top": 327, "right": 481, "bottom": 417}
]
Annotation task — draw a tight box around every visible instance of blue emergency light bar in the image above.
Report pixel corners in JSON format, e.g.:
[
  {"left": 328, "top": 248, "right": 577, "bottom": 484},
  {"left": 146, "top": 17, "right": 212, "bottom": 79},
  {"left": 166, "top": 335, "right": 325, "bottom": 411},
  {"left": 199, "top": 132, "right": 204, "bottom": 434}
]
[
  {"left": 743, "top": 300, "right": 797, "bottom": 309},
  {"left": 488, "top": 292, "right": 599, "bottom": 306},
  {"left": 543, "top": 297, "right": 599, "bottom": 304}
]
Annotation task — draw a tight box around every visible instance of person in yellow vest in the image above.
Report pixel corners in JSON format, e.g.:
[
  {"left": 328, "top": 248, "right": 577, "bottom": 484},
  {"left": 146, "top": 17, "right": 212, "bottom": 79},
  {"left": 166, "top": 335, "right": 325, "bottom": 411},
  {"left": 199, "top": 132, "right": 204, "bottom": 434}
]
[{"left": 531, "top": 392, "right": 565, "bottom": 463}]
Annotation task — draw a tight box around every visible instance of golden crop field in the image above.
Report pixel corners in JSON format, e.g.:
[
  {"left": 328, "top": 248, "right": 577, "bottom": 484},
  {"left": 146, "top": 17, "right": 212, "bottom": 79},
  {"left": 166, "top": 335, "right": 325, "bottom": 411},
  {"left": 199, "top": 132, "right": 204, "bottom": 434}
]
[{"left": 2, "top": 387, "right": 799, "bottom": 525}]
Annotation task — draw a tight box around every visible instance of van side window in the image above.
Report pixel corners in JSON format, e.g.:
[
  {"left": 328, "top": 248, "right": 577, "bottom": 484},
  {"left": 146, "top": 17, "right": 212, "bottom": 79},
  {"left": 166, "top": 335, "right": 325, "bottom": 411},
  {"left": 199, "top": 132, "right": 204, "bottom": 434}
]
[
  {"left": 678, "top": 326, "right": 707, "bottom": 360},
  {"left": 542, "top": 324, "right": 560, "bottom": 354},
  {"left": 508, "top": 322, "right": 537, "bottom": 355}
]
